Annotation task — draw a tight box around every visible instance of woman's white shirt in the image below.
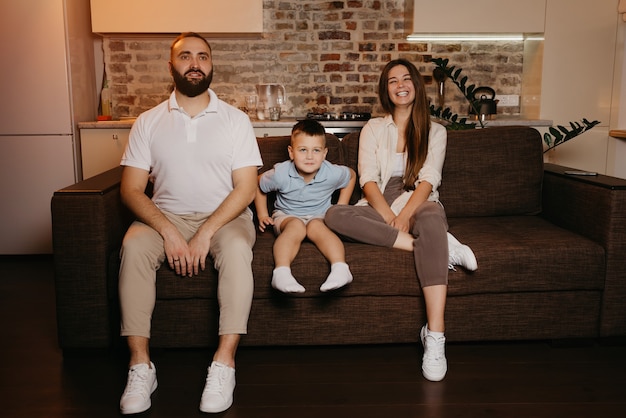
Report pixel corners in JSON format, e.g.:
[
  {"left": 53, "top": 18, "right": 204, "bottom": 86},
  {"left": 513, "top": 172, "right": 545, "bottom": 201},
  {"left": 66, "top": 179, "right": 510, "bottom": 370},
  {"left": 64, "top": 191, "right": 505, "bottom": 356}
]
[{"left": 357, "top": 115, "right": 447, "bottom": 208}]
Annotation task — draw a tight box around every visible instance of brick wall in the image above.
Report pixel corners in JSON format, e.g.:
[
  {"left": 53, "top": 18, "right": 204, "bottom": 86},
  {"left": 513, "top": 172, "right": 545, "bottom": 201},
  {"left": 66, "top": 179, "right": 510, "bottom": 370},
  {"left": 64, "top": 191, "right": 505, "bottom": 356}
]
[{"left": 103, "top": 0, "right": 523, "bottom": 120}]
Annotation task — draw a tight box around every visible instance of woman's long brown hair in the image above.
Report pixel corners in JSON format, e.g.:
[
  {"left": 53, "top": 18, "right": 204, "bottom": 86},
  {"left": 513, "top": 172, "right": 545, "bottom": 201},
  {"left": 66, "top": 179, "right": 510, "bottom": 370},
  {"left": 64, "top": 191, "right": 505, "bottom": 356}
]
[{"left": 378, "top": 59, "right": 431, "bottom": 190}]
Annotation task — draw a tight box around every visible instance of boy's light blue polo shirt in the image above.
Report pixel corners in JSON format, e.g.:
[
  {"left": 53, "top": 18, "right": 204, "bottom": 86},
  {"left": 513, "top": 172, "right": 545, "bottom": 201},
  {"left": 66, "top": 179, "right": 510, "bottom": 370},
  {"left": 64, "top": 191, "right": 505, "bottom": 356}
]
[{"left": 259, "top": 160, "right": 351, "bottom": 217}]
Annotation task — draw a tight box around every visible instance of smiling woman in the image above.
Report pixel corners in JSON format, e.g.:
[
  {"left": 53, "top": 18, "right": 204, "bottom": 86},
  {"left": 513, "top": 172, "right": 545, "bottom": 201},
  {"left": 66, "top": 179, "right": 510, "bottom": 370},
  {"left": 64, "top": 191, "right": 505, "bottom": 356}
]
[
  {"left": 377, "top": 59, "right": 432, "bottom": 187},
  {"left": 325, "top": 58, "right": 476, "bottom": 383}
]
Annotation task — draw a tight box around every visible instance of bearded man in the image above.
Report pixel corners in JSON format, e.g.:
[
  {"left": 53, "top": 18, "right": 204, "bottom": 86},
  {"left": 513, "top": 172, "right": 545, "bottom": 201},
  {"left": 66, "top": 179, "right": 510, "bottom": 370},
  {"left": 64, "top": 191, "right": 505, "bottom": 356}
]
[{"left": 117, "top": 32, "right": 262, "bottom": 415}]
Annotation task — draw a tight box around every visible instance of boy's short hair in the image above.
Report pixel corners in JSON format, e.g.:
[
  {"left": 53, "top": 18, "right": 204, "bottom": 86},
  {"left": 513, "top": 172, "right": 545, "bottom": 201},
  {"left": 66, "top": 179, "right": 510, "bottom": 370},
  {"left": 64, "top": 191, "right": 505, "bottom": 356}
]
[{"left": 291, "top": 119, "right": 326, "bottom": 145}]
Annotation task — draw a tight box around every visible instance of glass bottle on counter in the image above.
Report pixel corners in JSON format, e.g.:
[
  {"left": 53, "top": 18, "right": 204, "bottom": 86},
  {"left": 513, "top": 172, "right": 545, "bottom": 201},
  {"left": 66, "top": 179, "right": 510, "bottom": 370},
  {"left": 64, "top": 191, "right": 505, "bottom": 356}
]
[{"left": 99, "top": 78, "right": 112, "bottom": 121}]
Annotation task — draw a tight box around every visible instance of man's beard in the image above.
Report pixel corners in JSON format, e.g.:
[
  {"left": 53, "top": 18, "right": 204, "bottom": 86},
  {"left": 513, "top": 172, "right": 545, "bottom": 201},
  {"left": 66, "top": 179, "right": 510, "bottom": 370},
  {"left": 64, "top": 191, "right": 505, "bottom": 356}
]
[{"left": 171, "top": 67, "right": 213, "bottom": 98}]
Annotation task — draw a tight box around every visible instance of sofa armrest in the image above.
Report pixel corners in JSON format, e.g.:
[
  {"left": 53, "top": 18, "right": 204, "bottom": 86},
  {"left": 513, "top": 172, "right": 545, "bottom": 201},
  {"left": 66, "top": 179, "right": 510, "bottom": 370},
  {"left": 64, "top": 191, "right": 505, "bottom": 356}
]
[
  {"left": 542, "top": 163, "right": 626, "bottom": 338},
  {"left": 51, "top": 167, "right": 130, "bottom": 349}
]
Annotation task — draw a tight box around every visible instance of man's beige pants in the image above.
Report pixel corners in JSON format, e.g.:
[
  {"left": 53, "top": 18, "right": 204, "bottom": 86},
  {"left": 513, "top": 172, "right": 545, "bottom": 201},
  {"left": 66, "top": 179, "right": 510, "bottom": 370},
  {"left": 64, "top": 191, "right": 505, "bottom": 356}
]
[{"left": 118, "top": 210, "right": 256, "bottom": 339}]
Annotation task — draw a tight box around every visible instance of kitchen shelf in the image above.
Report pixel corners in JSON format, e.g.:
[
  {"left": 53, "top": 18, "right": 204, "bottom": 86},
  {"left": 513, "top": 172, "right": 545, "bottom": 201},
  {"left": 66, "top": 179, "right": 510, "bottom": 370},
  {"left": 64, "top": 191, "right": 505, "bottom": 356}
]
[{"left": 609, "top": 130, "right": 626, "bottom": 139}]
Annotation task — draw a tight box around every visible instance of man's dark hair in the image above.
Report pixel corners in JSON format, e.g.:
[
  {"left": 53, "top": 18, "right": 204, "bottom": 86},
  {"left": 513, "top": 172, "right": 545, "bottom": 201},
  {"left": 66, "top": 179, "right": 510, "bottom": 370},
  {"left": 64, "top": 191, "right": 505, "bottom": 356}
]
[{"left": 170, "top": 32, "right": 212, "bottom": 60}]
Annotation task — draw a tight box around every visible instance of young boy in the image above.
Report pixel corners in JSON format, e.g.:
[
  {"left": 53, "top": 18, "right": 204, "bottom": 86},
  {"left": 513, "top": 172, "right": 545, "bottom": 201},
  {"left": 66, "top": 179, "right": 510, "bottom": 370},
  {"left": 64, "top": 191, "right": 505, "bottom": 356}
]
[{"left": 255, "top": 119, "right": 357, "bottom": 293}]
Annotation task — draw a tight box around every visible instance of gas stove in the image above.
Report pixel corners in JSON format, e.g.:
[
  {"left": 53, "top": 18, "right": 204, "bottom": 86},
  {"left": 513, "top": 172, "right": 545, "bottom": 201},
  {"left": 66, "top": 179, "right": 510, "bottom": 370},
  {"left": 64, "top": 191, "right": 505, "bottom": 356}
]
[
  {"left": 303, "top": 112, "right": 371, "bottom": 121},
  {"left": 297, "top": 112, "right": 370, "bottom": 138}
]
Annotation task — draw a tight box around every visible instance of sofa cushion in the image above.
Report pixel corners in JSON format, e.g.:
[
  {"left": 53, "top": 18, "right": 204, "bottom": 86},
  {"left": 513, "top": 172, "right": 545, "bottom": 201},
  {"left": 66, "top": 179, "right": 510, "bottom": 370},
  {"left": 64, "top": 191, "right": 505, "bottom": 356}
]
[
  {"left": 446, "top": 216, "right": 605, "bottom": 295},
  {"left": 140, "top": 214, "right": 605, "bottom": 303},
  {"left": 252, "top": 216, "right": 604, "bottom": 298}
]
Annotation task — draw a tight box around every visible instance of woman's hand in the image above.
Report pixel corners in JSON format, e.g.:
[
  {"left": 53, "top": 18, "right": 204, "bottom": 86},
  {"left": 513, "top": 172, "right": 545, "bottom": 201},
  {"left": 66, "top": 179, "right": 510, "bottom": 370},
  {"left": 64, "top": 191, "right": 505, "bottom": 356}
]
[
  {"left": 389, "top": 211, "right": 413, "bottom": 233},
  {"left": 390, "top": 181, "right": 432, "bottom": 233}
]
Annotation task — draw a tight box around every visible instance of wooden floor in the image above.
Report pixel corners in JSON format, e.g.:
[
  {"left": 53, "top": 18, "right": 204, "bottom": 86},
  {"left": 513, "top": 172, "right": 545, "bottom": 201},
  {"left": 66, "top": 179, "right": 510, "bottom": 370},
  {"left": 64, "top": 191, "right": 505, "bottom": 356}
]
[{"left": 1, "top": 255, "right": 625, "bottom": 418}]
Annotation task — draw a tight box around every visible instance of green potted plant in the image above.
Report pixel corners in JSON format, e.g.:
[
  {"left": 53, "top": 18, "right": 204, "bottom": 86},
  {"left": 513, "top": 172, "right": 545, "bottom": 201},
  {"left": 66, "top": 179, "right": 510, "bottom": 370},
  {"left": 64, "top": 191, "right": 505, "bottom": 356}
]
[{"left": 429, "top": 57, "right": 600, "bottom": 152}]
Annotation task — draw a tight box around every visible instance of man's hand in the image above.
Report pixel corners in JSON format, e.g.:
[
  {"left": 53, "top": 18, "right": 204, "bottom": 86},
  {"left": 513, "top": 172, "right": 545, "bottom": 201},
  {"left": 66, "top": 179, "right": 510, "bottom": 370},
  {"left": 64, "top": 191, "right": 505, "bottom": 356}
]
[
  {"left": 121, "top": 166, "right": 200, "bottom": 277},
  {"left": 163, "top": 228, "right": 193, "bottom": 277},
  {"left": 164, "top": 228, "right": 212, "bottom": 278},
  {"left": 186, "top": 230, "right": 212, "bottom": 277}
]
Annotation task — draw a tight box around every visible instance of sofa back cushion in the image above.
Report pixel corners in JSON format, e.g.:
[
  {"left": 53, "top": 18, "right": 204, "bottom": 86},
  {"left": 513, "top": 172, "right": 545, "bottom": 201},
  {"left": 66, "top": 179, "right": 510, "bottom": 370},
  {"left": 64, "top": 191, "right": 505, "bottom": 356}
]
[
  {"left": 341, "top": 126, "right": 544, "bottom": 217},
  {"left": 440, "top": 126, "right": 543, "bottom": 217},
  {"left": 341, "top": 131, "right": 365, "bottom": 204}
]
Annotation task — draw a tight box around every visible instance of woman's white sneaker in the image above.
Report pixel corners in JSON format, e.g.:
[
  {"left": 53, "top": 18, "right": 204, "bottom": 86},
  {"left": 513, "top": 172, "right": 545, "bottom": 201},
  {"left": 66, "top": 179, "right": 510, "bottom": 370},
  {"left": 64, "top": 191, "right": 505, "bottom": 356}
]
[
  {"left": 420, "top": 325, "right": 447, "bottom": 382},
  {"left": 119, "top": 361, "right": 158, "bottom": 415},
  {"left": 447, "top": 232, "right": 478, "bottom": 271}
]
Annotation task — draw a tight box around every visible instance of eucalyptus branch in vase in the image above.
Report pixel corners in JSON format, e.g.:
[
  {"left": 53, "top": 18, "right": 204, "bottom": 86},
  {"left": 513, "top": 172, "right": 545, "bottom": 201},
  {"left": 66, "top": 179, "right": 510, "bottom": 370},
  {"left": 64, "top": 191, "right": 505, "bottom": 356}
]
[
  {"left": 542, "top": 119, "right": 601, "bottom": 153},
  {"left": 430, "top": 57, "right": 485, "bottom": 128},
  {"left": 429, "top": 105, "right": 476, "bottom": 130},
  {"left": 430, "top": 57, "right": 601, "bottom": 148}
]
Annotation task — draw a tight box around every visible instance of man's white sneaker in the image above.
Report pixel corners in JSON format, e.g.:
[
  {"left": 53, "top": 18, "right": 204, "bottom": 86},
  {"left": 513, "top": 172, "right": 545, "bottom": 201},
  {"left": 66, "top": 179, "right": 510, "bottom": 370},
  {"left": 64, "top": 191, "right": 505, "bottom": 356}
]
[
  {"left": 420, "top": 325, "right": 447, "bottom": 382},
  {"left": 120, "top": 362, "right": 158, "bottom": 415},
  {"left": 447, "top": 232, "right": 478, "bottom": 271},
  {"left": 199, "top": 361, "right": 236, "bottom": 413}
]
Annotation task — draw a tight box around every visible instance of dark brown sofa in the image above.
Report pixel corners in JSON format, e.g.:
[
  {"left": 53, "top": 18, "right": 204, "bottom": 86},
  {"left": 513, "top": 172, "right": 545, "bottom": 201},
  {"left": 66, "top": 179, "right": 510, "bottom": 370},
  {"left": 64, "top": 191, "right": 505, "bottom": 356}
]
[{"left": 51, "top": 126, "right": 626, "bottom": 352}]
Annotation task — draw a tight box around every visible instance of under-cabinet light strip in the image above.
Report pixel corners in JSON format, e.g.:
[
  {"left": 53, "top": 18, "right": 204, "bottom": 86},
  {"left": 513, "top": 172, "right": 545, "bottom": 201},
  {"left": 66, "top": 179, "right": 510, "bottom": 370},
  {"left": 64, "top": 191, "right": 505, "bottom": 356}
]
[{"left": 407, "top": 33, "right": 544, "bottom": 42}]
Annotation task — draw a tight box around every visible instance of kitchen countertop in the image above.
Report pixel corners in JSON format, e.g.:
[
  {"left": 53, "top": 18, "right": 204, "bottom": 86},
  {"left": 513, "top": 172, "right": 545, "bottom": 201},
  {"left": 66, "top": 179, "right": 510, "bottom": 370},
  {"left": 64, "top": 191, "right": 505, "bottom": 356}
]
[
  {"left": 253, "top": 117, "right": 368, "bottom": 128},
  {"left": 78, "top": 119, "right": 136, "bottom": 129},
  {"left": 78, "top": 116, "right": 553, "bottom": 129},
  {"left": 465, "top": 116, "right": 552, "bottom": 127},
  {"left": 78, "top": 117, "right": 364, "bottom": 129}
]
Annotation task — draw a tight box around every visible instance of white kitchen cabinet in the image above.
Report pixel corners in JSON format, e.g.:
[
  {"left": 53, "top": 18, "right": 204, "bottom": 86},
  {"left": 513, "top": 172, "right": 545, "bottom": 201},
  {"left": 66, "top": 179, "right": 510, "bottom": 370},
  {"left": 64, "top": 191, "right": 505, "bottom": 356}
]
[
  {"left": 80, "top": 128, "right": 129, "bottom": 179},
  {"left": 406, "top": 0, "right": 546, "bottom": 36},
  {"left": 90, "top": 0, "right": 263, "bottom": 35}
]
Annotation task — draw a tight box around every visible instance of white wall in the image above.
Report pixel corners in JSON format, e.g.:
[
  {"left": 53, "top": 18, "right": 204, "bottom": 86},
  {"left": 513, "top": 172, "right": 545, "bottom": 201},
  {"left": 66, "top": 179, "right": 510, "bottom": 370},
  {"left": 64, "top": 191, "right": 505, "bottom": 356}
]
[
  {"left": 609, "top": 16, "right": 626, "bottom": 178},
  {"left": 535, "top": 0, "right": 620, "bottom": 176}
]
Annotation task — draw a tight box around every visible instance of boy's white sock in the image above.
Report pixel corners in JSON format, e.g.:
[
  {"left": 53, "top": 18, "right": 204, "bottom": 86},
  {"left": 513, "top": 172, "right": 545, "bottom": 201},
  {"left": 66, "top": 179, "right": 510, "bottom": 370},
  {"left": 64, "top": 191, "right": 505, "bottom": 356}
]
[
  {"left": 320, "top": 262, "right": 353, "bottom": 292},
  {"left": 272, "top": 266, "right": 305, "bottom": 293}
]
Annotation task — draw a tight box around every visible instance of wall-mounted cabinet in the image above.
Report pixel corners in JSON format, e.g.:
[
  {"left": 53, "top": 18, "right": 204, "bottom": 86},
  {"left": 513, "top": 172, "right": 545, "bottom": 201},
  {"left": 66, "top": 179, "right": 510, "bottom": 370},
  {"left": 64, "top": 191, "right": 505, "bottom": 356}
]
[
  {"left": 90, "top": 0, "right": 263, "bottom": 36},
  {"left": 406, "top": 0, "right": 546, "bottom": 36}
]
